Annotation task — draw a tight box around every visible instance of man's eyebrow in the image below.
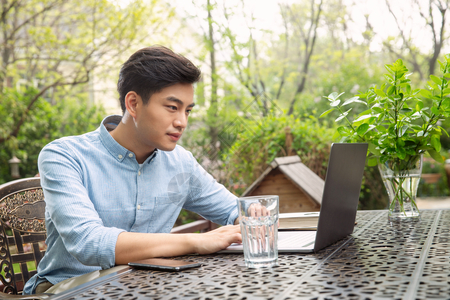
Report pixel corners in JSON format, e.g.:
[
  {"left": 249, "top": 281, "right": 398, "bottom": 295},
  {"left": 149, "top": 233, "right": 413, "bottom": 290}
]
[{"left": 166, "top": 96, "right": 195, "bottom": 108}]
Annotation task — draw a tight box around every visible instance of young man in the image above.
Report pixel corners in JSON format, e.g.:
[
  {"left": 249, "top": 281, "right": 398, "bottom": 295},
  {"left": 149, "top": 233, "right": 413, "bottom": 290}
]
[{"left": 24, "top": 46, "right": 241, "bottom": 294}]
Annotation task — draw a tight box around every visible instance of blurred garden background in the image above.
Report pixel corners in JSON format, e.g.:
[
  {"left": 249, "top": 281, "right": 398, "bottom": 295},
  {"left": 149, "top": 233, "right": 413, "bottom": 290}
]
[{"left": 0, "top": 0, "right": 449, "bottom": 224}]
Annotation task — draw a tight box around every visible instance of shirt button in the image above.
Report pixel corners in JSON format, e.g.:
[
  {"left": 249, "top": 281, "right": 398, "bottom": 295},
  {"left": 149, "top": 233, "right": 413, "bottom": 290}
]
[
  {"left": 138, "top": 171, "right": 141, "bottom": 176},
  {"left": 137, "top": 205, "right": 141, "bottom": 210},
  {"left": 128, "top": 153, "right": 133, "bottom": 158},
  {"left": 118, "top": 154, "right": 123, "bottom": 159}
]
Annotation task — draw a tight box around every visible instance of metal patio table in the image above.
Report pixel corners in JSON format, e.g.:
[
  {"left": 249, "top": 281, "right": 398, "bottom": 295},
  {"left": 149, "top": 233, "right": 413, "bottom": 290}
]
[{"left": 47, "top": 210, "right": 450, "bottom": 300}]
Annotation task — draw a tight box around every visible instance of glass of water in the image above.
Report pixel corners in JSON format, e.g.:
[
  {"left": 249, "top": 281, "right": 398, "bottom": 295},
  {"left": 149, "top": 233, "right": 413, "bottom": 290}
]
[{"left": 237, "top": 195, "right": 279, "bottom": 268}]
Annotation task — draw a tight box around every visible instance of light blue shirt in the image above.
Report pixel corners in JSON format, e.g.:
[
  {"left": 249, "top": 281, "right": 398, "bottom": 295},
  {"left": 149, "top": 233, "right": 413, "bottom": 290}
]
[{"left": 24, "top": 115, "right": 238, "bottom": 294}]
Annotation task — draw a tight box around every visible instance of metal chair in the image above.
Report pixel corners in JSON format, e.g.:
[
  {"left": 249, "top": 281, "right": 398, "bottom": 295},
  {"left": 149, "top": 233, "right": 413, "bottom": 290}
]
[{"left": 0, "top": 178, "right": 48, "bottom": 298}]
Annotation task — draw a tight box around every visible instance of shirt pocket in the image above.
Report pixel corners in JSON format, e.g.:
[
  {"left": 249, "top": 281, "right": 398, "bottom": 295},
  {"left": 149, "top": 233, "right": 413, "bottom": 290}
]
[{"left": 152, "top": 196, "right": 182, "bottom": 233}]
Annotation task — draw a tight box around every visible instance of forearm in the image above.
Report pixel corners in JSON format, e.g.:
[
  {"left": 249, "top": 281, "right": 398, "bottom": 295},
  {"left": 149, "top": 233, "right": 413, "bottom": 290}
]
[
  {"left": 115, "top": 225, "right": 242, "bottom": 265},
  {"left": 115, "top": 232, "right": 196, "bottom": 265}
]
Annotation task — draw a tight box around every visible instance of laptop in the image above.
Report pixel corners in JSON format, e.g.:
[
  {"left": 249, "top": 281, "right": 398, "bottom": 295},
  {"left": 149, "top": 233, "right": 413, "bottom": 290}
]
[{"left": 222, "top": 142, "right": 368, "bottom": 253}]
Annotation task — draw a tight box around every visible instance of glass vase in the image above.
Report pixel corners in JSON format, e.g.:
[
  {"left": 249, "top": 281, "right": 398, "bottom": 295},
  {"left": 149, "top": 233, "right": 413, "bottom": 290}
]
[{"left": 378, "top": 155, "right": 422, "bottom": 222}]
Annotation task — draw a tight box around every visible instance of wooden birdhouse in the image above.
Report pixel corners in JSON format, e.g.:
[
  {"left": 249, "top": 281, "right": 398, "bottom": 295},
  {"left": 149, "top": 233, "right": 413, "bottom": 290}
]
[{"left": 241, "top": 156, "right": 324, "bottom": 213}]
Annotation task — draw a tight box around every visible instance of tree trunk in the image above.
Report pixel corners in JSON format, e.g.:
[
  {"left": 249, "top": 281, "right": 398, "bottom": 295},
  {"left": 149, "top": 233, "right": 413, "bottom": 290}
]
[
  {"left": 287, "top": 0, "right": 323, "bottom": 115},
  {"left": 207, "top": 0, "right": 219, "bottom": 161}
]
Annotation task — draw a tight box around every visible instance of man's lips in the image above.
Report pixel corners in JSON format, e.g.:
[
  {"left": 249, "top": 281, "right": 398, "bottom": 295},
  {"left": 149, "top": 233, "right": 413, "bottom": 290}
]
[{"left": 167, "top": 133, "right": 182, "bottom": 141}]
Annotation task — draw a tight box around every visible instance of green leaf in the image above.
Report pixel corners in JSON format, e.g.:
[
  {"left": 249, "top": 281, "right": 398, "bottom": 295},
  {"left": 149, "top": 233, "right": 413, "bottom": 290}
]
[
  {"left": 419, "top": 89, "right": 433, "bottom": 99},
  {"left": 335, "top": 114, "right": 345, "bottom": 122},
  {"left": 400, "top": 108, "right": 412, "bottom": 114},
  {"left": 368, "top": 157, "right": 378, "bottom": 167},
  {"left": 416, "top": 100, "right": 424, "bottom": 110},
  {"left": 387, "top": 85, "right": 396, "bottom": 95},
  {"left": 342, "top": 97, "right": 367, "bottom": 106},
  {"left": 371, "top": 103, "right": 382, "bottom": 109},
  {"left": 431, "top": 106, "right": 440, "bottom": 115},
  {"left": 368, "top": 143, "right": 381, "bottom": 156},
  {"left": 371, "top": 106, "right": 383, "bottom": 113},
  {"left": 354, "top": 114, "right": 373, "bottom": 122},
  {"left": 327, "top": 92, "right": 338, "bottom": 100},
  {"left": 410, "top": 112, "right": 421, "bottom": 120},
  {"left": 374, "top": 88, "right": 386, "bottom": 97},
  {"left": 396, "top": 147, "right": 406, "bottom": 159},
  {"left": 328, "top": 92, "right": 345, "bottom": 101},
  {"left": 427, "top": 81, "right": 439, "bottom": 90},
  {"left": 337, "top": 126, "right": 350, "bottom": 136},
  {"left": 406, "top": 148, "right": 416, "bottom": 156},
  {"left": 444, "top": 73, "right": 450, "bottom": 79},
  {"left": 431, "top": 135, "right": 441, "bottom": 152},
  {"left": 430, "top": 75, "right": 442, "bottom": 86},
  {"left": 367, "top": 125, "right": 376, "bottom": 133},
  {"left": 335, "top": 108, "right": 352, "bottom": 122},
  {"left": 396, "top": 71, "right": 406, "bottom": 79},
  {"left": 336, "top": 92, "right": 345, "bottom": 99},
  {"left": 399, "top": 125, "right": 408, "bottom": 136},
  {"left": 385, "top": 64, "right": 394, "bottom": 73},
  {"left": 330, "top": 100, "right": 341, "bottom": 107},
  {"left": 356, "top": 123, "right": 370, "bottom": 135},
  {"left": 428, "top": 149, "right": 444, "bottom": 163},
  {"left": 376, "top": 125, "right": 387, "bottom": 133},
  {"left": 396, "top": 138, "right": 405, "bottom": 147},
  {"left": 319, "top": 108, "right": 335, "bottom": 118},
  {"left": 339, "top": 136, "right": 349, "bottom": 143},
  {"left": 384, "top": 74, "right": 394, "bottom": 82}
]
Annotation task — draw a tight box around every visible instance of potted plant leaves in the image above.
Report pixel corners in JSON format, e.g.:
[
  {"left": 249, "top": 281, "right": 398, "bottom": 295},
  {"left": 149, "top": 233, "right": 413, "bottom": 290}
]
[{"left": 321, "top": 54, "right": 450, "bottom": 222}]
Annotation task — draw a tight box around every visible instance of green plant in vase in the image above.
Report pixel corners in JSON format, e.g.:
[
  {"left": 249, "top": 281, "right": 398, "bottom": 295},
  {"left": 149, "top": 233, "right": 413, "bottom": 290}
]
[{"left": 321, "top": 55, "right": 450, "bottom": 222}]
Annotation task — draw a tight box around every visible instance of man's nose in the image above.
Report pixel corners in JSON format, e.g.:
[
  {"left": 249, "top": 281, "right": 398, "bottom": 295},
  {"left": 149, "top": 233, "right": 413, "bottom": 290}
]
[{"left": 174, "top": 113, "right": 188, "bottom": 128}]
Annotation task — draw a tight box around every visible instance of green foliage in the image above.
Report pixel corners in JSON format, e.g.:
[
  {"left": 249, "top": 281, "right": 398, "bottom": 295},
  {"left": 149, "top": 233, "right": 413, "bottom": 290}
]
[
  {"left": 0, "top": 87, "right": 104, "bottom": 184},
  {"left": 222, "top": 113, "right": 335, "bottom": 194},
  {"left": 322, "top": 55, "right": 450, "bottom": 168},
  {"left": 1, "top": 0, "right": 156, "bottom": 86}
]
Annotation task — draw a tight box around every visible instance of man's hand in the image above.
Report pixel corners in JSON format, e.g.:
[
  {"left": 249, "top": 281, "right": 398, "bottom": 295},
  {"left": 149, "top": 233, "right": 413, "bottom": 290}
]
[
  {"left": 193, "top": 225, "right": 242, "bottom": 254},
  {"left": 248, "top": 202, "right": 270, "bottom": 217}
]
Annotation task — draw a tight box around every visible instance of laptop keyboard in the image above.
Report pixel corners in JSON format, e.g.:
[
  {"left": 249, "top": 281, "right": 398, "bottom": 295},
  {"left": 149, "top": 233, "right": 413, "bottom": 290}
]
[{"left": 278, "top": 231, "right": 317, "bottom": 249}]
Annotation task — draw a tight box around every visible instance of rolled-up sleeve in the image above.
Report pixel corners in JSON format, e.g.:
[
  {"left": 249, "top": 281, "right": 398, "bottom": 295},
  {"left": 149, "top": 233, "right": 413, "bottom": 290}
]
[{"left": 39, "top": 141, "right": 125, "bottom": 269}]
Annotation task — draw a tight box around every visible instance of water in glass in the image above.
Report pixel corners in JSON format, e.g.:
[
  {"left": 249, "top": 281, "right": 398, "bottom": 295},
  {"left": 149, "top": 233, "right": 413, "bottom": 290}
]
[{"left": 241, "top": 215, "right": 278, "bottom": 268}]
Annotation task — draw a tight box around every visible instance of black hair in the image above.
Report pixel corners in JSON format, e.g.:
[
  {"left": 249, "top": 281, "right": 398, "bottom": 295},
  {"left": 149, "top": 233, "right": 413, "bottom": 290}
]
[{"left": 117, "top": 45, "right": 201, "bottom": 114}]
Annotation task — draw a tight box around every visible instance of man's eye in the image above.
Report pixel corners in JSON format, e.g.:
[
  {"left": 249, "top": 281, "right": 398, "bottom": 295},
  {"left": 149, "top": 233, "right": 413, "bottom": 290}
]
[
  {"left": 186, "top": 110, "right": 192, "bottom": 114},
  {"left": 168, "top": 106, "right": 177, "bottom": 110}
]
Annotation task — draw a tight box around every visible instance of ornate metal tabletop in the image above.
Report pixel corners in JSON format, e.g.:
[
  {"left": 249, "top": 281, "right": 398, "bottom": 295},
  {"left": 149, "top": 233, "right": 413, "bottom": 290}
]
[{"left": 49, "top": 210, "right": 450, "bottom": 300}]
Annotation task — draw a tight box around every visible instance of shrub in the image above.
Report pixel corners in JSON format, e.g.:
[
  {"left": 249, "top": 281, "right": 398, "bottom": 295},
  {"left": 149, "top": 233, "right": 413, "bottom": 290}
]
[{"left": 222, "top": 113, "right": 335, "bottom": 193}]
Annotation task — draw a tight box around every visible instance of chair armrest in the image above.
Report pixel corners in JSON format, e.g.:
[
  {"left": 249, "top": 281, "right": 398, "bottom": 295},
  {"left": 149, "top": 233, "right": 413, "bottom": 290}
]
[
  {"left": 0, "top": 292, "right": 50, "bottom": 299},
  {"left": 171, "top": 220, "right": 219, "bottom": 233}
]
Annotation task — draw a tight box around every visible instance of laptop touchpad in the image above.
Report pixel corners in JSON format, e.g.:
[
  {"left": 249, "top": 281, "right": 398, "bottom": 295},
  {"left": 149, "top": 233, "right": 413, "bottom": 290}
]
[{"left": 278, "top": 231, "right": 317, "bottom": 249}]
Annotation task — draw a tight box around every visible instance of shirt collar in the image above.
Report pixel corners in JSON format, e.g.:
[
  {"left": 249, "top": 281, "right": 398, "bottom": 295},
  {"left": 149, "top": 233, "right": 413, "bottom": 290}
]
[{"left": 98, "top": 115, "right": 158, "bottom": 164}]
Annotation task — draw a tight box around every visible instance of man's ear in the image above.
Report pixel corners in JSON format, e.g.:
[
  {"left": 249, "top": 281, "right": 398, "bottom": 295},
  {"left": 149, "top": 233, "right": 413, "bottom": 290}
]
[{"left": 124, "top": 91, "right": 140, "bottom": 119}]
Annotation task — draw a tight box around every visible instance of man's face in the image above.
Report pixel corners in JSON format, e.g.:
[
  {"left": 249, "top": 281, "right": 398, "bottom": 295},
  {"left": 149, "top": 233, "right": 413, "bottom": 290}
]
[{"left": 134, "top": 83, "right": 194, "bottom": 152}]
